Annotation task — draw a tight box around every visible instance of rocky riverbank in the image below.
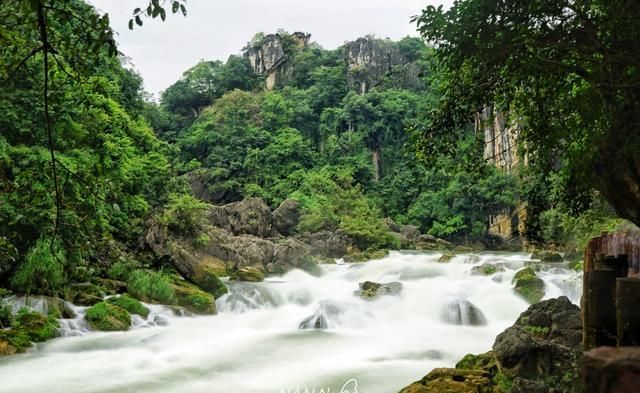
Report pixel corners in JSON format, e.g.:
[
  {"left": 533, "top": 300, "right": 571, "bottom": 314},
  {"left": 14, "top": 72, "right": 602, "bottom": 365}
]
[{"left": 398, "top": 296, "right": 583, "bottom": 393}]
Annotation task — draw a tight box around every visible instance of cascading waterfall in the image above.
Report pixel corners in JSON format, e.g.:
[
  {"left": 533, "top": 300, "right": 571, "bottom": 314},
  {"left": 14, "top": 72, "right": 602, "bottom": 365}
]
[{"left": 0, "top": 251, "right": 582, "bottom": 393}]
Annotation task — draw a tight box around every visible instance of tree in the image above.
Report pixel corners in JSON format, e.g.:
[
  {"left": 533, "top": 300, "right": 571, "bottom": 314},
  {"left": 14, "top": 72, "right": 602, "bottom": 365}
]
[{"left": 414, "top": 0, "right": 640, "bottom": 226}]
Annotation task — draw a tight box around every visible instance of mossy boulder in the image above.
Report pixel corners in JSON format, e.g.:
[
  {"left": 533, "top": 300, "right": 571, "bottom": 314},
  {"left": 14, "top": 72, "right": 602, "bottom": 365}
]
[
  {"left": 85, "top": 302, "right": 131, "bottom": 331},
  {"left": 456, "top": 351, "right": 498, "bottom": 373},
  {"left": 192, "top": 267, "right": 228, "bottom": 298},
  {"left": 0, "top": 329, "right": 30, "bottom": 355},
  {"left": 107, "top": 294, "right": 149, "bottom": 318},
  {"left": 14, "top": 309, "right": 59, "bottom": 342},
  {"left": 355, "top": 281, "right": 402, "bottom": 300},
  {"left": 438, "top": 252, "right": 456, "bottom": 263},
  {"left": 512, "top": 267, "right": 545, "bottom": 304},
  {"left": 471, "top": 263, "right": 505, "bottom": 276},
  {"left": 531, "top": 250, "right": 563, "bottom": 263},
  {"left": 343, "top": 248, "right": 389, "bottom": 262},
  {"left": 398, "top": 368, "right": 495, "bottom": 393},
  {"left": 63, "top": 283, "right": 106, "bottom": 306},
  {"left": 0, "top": 309, "right": 60, "bottom": 355},
  {"left": 171, "top": 279, "right": 216, "bottom": 315},
  {"left": 229, "top": 266, "right": 265, "bottom": 282}
]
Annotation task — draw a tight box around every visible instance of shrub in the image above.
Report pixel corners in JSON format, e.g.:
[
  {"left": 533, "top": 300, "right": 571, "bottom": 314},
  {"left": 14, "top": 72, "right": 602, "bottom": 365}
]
[
  {"left": 127, "top": 270, "right": 175, "bottom": 304},
  {"left": 159, "top": 194, "right": 210, "bottom": 235},
  {"left": 0, "top": 301, "right": 13, "bottom": 328},
  {"left": 11, "top": 238, "right": 65, "bottom": 294}
]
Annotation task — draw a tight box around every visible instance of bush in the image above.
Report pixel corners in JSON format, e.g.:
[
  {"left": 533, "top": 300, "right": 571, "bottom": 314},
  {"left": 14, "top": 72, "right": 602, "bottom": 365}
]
[
  {"left": 127, "top": 270, "right": 175, "bottom": 304},
  {"left": 0, "top": 301, "right": 13, "bottom": 328},
  {"left": 11, "top": 238, "right": 65, "bottom": 294},
  {"left": 159, "top": 194, "right": 210, "bottom": 235}
]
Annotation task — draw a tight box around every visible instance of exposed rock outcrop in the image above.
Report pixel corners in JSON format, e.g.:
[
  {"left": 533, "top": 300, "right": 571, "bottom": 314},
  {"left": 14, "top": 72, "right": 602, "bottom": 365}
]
[
  {"left": 207, "top": 197, "right": 275, "bottom": 237},
  {"left": 344, "top": 37, "right": 421, "bottom": 95},
  {"left": 296, "top": 229, "right": 351, "bottom": 258},
  {"left": 244, "top": 32, "right": 310, "bottom": 90},
  {"left": 272, "top": 199, "right": 300, "bottom": 236}
]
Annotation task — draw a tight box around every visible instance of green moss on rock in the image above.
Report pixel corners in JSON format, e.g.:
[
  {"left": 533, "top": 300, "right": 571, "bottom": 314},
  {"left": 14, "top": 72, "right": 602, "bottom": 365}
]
[
  {"left": 13, "top": 309, "right": 59, "bottom": 342},
  {"left": 513, "top": 267, "right": 545, "bottom": 304},
  {"left": 192, "top": 268, "right": 228, "bottom": 298},
  {"left": 171, "top": 279, "right": 216, "bottom": 315},
  {"left": 85, "top": 302, "right": 131, "bottom": 331},
  {"left": 344, "top": 248, "right": 389, "bottom": 262},
  {"left": 107, "top": 294, "right": 149, "bottom": 318},
  {"left": 229, "top": 266, "right": 265, "bottom": 282}
]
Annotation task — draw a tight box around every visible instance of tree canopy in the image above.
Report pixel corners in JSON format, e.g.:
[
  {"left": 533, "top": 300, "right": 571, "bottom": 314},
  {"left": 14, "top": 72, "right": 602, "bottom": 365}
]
[{"left": 414, "top": 0, "right": 640, "bottom": 227}]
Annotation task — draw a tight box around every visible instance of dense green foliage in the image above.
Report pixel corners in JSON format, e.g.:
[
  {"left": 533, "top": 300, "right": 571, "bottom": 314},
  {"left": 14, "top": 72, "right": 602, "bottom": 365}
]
[
  {"left": 0, "top": 1, "right": 184, "bottom": 292},
  {"left": 414, "top": 0, "right": 640, "bottom": 229},
  {"left": 166, "top": 32, "right": 517, "bottom": 246}
]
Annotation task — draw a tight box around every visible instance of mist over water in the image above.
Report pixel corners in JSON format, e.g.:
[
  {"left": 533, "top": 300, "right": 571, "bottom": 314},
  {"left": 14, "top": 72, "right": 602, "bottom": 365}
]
[{"left": 0, "top": 251, "right": 582, "bottom": 393}]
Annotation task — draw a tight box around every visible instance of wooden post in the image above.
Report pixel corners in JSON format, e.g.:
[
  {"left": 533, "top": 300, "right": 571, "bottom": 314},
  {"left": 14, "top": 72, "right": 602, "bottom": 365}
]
[{"left": 616, "top": 278, "right": 640, "bottom": 347}]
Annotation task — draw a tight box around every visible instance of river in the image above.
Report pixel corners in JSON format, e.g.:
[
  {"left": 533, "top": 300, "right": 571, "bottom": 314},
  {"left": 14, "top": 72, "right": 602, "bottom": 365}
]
[{"left": 0, "top": 251, "right": 582, "bottom": 393}]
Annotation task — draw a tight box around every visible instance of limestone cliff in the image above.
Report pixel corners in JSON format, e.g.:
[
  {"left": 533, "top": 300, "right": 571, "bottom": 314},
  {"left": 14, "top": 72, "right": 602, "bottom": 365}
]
[
  {"left": 476, "top": 108, "right": 526, "bottom": 239},
  {"left": 244, "top": 32, "right": 310, "bottom": 90},
  {"left": 344, "top": 36, "right": 422, "bottom": 95}
]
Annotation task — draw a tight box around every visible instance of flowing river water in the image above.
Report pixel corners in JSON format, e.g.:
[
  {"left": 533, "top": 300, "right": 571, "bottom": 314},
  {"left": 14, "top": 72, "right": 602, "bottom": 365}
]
[{"left": 0, "top": 251, "right": 582, "bottom": 393}]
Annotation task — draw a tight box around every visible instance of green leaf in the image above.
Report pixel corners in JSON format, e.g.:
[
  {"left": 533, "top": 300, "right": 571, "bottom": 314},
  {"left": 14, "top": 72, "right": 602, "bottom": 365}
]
[{"left": 135, "top": 15, "right": 142, "bottom": 26}]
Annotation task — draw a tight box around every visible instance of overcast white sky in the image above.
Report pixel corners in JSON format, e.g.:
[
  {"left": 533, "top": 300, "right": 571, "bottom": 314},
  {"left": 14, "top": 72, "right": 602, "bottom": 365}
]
[{"left": 89, "top": 0, "right": 452, "bottom": 98}]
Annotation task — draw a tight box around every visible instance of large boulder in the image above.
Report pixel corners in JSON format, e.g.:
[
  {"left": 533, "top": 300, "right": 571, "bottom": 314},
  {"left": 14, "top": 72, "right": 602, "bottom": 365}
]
[
  {"left": 230, "top": 266, "right": 265, "bottom": 282},
  {"left": 398, "top": 297, "right": 582, "bottom": 393},
  {"left": 207, "top": 197, "right": 275, "bottom": 237},
  {"left": 146, "top": 219, "right": 315, "bottom": 289},
  {"left": 492, "top": 296, "right": 582, "bottom": 392},
  {"left": 298, "top": 230, "right": 351, "bottom": 258},
  {"left": 85, "top": 302, "right": 131, "bottom": 331},
  {"left": 272, "top": 199, "right": 300, "bottom": 236}
]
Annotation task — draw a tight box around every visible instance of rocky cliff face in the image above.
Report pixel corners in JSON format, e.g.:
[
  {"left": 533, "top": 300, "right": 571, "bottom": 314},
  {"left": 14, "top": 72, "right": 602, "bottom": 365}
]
[
  {"left": 244, "top": 32, "right": 310, "bottom": 90},
  {"left": 476, "top": 108, "right": 522, "bottom": 173},
  {"left": 344, "top": 37, "right": 420, "bottom": 94},
  {"left": 476, "top": 108, "right": 526, "bottom": 239}
]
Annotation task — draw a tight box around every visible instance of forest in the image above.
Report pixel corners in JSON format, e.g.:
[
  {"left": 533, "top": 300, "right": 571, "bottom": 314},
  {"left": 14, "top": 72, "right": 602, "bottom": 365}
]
[
  {"left": 1, "top": 1, "right": 639, "bottom": 392},
  {"left": 0, "top": 1, "right": 625, "bottom": 300}
]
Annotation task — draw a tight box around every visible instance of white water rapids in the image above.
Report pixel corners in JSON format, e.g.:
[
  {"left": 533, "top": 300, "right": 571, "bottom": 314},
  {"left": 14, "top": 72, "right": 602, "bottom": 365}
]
[{"left": 0, "top": 251, "right": 582, "bottom": 393}]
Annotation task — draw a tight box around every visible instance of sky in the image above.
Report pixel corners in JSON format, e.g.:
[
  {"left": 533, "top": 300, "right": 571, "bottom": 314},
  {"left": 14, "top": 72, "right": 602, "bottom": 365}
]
[{"left": 89, "top": 0, "right": 452, "bottom": 98}]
